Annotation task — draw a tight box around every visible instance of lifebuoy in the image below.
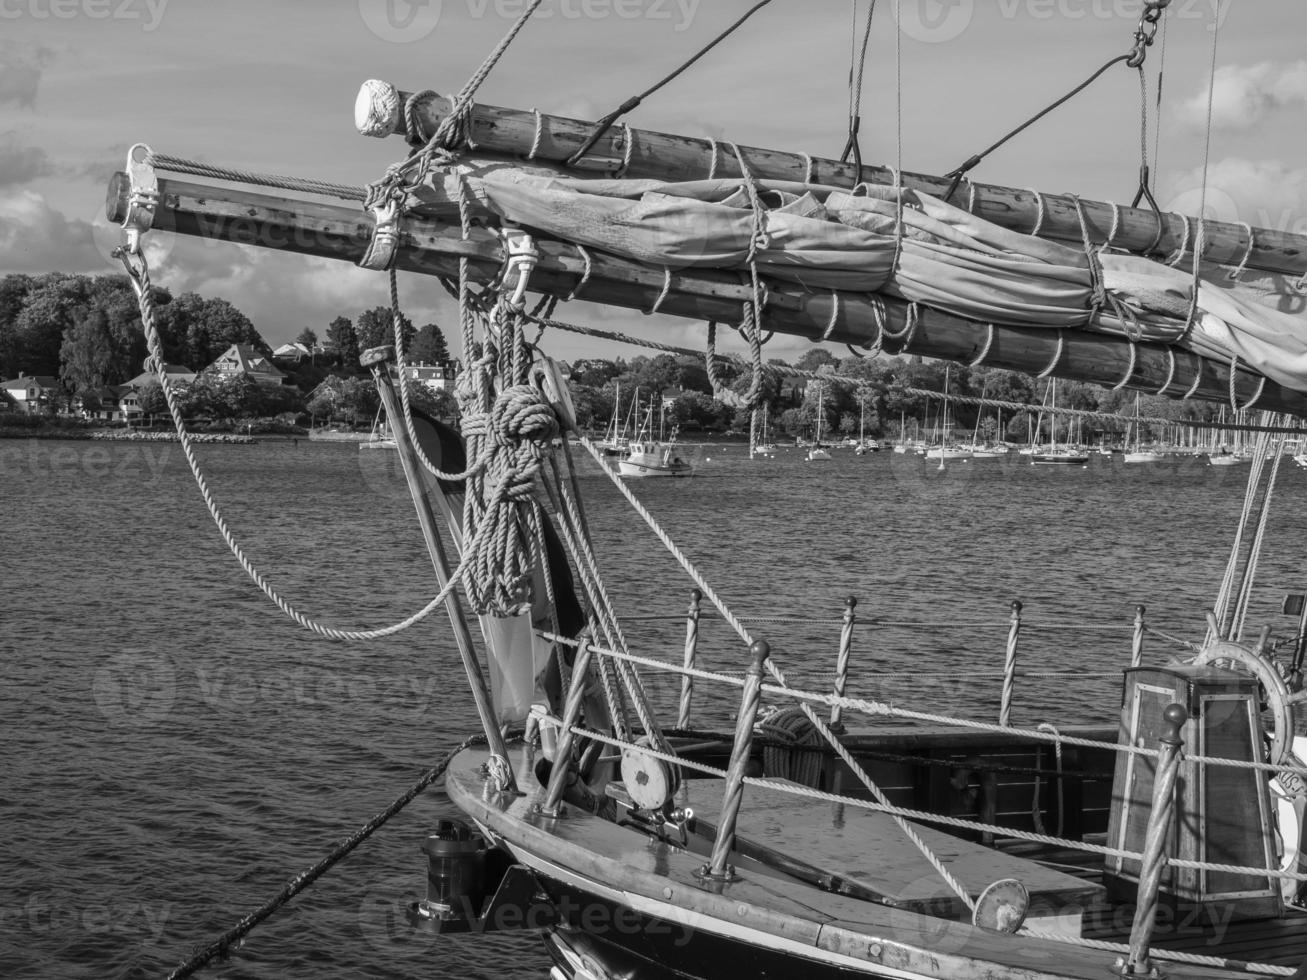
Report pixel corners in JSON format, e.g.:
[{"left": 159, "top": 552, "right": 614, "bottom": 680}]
[{"left": 1271, "top": 737, "right": 1307, "bottom": 906}]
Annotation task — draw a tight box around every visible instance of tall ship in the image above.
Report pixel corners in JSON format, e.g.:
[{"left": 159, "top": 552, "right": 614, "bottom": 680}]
[{"left": 104, "top": 3, "right": 1307, "bottom": 978}]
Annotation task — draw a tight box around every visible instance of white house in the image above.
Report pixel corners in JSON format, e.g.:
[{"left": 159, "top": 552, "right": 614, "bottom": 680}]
[
  {"left": 404, "top": 361, "right": 457, "bottom": 393},
  {"left": 0, "top": 374, "right": 63, "bottom": 414},
  {"left": 207, "top": 344, "right": 288, "bottom": 386}
]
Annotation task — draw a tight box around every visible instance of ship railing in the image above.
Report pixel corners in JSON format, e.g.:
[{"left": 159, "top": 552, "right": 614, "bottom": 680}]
[
  {"left": 621, "top": 593, "right": 1180, "bottom": 731},
  {"left": 531, "top": 626, "right": 1307, "bottom": 977}
]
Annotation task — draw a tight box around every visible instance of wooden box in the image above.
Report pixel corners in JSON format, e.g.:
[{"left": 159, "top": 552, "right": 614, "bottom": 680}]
[{"left": 1103, "top": 664, "right": 1282, "bottom": 922}]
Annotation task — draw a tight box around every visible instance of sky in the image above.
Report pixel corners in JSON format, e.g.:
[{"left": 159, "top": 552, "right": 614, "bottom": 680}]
[{"left": 2, "top": 0, "right": 1306, "bottom": 366}]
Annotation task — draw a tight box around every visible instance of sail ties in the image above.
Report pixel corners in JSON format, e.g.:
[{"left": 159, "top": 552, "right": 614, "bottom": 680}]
[{"left": 1071, "top": 194, "right": 1145, "bottom": 343}]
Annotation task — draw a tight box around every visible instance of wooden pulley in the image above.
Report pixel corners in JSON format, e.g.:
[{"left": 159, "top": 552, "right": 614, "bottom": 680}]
[{"left": 620, "top": 738, "right": 680, "bottom": 812}]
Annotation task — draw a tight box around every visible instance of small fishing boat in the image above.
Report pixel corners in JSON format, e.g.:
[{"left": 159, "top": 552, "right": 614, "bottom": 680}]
[{"left": 617, "top": 405, "right": 693, "bottom": 478}]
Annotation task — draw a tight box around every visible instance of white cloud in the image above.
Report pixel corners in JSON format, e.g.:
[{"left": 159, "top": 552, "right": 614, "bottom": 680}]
[
  {"left": 0, "top": 132, "right": 54, "bottom": 186},
  {"left": 1179, "top": 61, "right": 1307, "bottom": 132},
  {"left": 0, "top": 42, "right": 55, "bottom": 109},
  {"left": 0, "top": 190, "right": 104, "bottom": 273},
  {"left": 1162, "top": 157, "right": 1307, "bottom": 237}
]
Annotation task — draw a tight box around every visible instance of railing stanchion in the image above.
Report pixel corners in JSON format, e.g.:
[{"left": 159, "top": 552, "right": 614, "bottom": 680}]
[
  {"left": 1124, "top": 703, "right": 1187, "bottom": 976},
  {"left": 830, "top": 596, "right": 858, "bottom": 732},
  {"left": 704, "top": 640, "right": 769, "bottom": 880},
  {"left": 999, "top": 599, "right": 1023, "bottom": 727},
  {"left": 539, "top": 638, "right": 594, "bottom": 817},
  {"left": 1131, "top": 604, "right": 1146, "bottom": 668},
  {"left": 678, "top": 588, "right": 702, "bottom": 729}
]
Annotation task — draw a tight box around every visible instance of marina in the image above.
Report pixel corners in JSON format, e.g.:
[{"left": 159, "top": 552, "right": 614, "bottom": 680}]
[{"left": 8, "top": 2, "right": 1307, "bottom": 979}]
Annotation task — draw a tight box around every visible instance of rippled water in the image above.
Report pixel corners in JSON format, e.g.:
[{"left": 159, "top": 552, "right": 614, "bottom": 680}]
[{"left": 3, "top": 437, "right": 1305, "bottom": 979}]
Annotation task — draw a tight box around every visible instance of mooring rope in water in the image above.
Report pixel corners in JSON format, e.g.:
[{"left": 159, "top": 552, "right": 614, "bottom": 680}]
[{"left": 163, "top": 734, "right": 485, "bottom": 979}]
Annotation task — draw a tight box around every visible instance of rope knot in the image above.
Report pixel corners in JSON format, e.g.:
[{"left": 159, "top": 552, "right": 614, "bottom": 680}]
[{"left": 491, "top": 384, "right": 559, "bottom": 448}]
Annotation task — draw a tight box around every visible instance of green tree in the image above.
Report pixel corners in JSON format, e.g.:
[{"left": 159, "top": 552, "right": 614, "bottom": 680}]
[
  {"left": 325, "top": 316, "right": 359, "bottom": 370},
  {"left": 295, "top": 327, "right": 318, "bottom": 349},
  {"left": 154, "top": 292, "right": 263, "bottom": 368},
  {"left": 59, "top": 308, "right": 117, "bottom": 393},
  {"left": 136, "top": 380, "right": 169, "bottom": 422},
  {"left": 355, "top": 306, "right": 413, "bottom": 355},
  {"left": 409, "top": 323, "right": 451, "bottom": 364}
]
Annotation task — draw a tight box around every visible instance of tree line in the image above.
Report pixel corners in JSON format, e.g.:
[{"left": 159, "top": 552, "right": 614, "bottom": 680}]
[
  {"left": 2, "top": 272, "right": 1231, "bottom": 438},
  {"left": 0, "top": 272, "right": 453, "bottom": 424}
]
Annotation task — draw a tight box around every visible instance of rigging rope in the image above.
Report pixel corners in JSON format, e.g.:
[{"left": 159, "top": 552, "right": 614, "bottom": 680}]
[
  {"left": 565, "top": 1, "right": 774, "bottom": 169},
  {"left": 114, "top": 247, "right": 472, "bottom": 641}
]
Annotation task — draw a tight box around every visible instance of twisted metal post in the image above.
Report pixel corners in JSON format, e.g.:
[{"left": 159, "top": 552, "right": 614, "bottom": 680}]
[
  {"left": 678, "top": 588, "right": 703, "bottom": 729},
  {"left": 830, "top": 596, "right": 858, "bottom": 731},
  {"left": 1131, "top": 604, "right": 1147, "bottom": 668},
  {"left": 705, "top": 640, "right": 769, "bottom": 880},
  {"left": 540, "top": 638, "right": 594, "bottom": 816},
  {"left": 1000, "top": 599, "right": 1024, "bottom": 726},
  {"left": 1124, "top": 703, "right": 1188, "bottom": 976}
]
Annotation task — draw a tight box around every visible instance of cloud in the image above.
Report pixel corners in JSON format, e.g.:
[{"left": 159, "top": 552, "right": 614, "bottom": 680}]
[
  {"left": 0, "top": 190, "right": 105, "bottom": 273},
  {"left": 1161, "top": 157, "right": 1307, "bottom": 236},
  {"left": 0, "top": 133, "right": 54, "bottom": 187},
  {"left": 1179, "top": 61, "right": 1307, "bottom": 132},
  {"left": 0, "top": 42, "right": 56, "bottom": 109}
]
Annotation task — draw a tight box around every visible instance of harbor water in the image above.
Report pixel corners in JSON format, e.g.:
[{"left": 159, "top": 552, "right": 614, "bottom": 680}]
[{"left": 4, "top": 437, "right": 1305, "bottom": 979}]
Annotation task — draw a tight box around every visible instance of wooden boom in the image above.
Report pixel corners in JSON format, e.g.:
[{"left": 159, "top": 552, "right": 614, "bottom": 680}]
[
  {"left": 355, "top": 80, "right": 1307, "bottom": 281},
  {"left": 106, "top": 170, "right": 1307, "bottom": 417}
]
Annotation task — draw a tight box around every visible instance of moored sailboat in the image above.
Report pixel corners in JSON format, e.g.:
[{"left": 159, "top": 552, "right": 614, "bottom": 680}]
[{"left": 103, "top": 4, "right": 1307, "bottom": 978}]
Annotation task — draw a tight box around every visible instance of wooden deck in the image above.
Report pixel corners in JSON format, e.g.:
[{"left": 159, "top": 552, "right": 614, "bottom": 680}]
[
  {"left": 995, "top": 838, "right": 1307, "bottom": 969},
  {"left": 665, "top": 778, "right": 1103, "bottom": 932}
]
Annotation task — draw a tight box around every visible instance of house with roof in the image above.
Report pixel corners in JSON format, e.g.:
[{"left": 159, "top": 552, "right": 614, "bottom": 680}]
[
  {"left": 660, "top": 386, "right": 687, "bottom": 410},
  {"left": 404, "top": 361, "right": 458, "bottom": 393},
  {"left": 273, "top": 341, "right": 317, "bottom": 364},
  {"left": 73, "top": 385, "right": 129, "bottom": 421},
  {"left": 207, "top": 344, "right": 288, "bottom": 386},
  {"left": 117, "top": 364, "right": 196, "bottom": 421},
  {"left": 0, "top": 374, "right": 65, "bottom": 414}
]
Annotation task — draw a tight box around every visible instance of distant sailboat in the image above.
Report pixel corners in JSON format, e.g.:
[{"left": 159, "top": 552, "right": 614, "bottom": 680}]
[
  {"left": 807, "top": 381, "right": 831, "bottom": 461},
  {"left": 360, "top": 407, "right": 396, "bottom": 450},
  {"left": 1123, "top": 393, "right": 1163, "bottom": 464},
  {"left": 1030, "top": 380, "right": 1088, "bottom": 466}
]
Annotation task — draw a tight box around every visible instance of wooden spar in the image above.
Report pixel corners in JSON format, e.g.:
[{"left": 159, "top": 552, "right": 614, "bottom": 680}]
[
  {"left": 356, "top": 81, "right": 1307, "bottom": 280},
  {"left": 105, "top": 171, "right": 1307, "bottom": 418}
]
